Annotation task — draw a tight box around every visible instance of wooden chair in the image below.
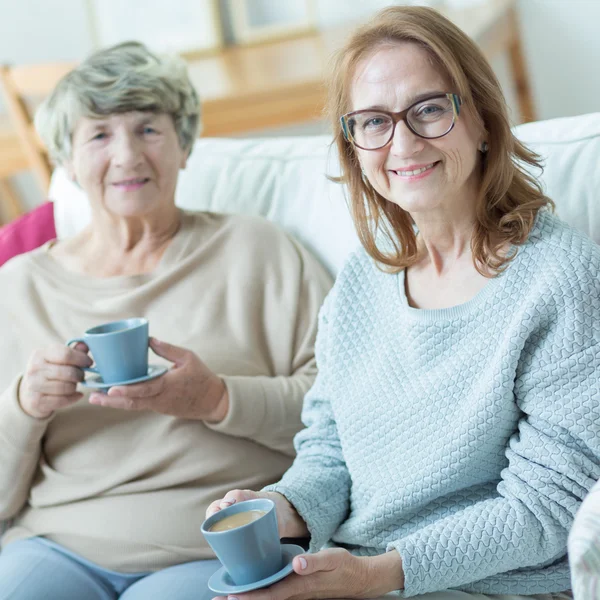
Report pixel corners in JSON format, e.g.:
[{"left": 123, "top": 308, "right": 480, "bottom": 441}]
[
  {"left": 0, "top": 62, "right": 75, "bottom": 196},
  {"left": 0, "top": 117, "right": 29, "bottom": 223}
]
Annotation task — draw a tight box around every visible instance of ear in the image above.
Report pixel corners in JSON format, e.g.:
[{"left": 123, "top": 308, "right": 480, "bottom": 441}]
[
  {"left": 180, "top": 150, "right": 189, "bottom": 170},
  {"left": 63, "top": 159, "right": 77, "bottom": 183}
]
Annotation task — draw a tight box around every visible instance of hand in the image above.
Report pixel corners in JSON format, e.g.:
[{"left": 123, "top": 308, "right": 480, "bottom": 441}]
[
  {"left": 19, "top": 342, "right": 92, "bottom": 419},
  {"left": 206, "top": 490, "right": 309, "bottom": 540},
  {"left": 88, "top": 337, "right": 229, "bottom": 422},
  {"left": 212, "top": 548, "right": 404, "bottom": 600}
]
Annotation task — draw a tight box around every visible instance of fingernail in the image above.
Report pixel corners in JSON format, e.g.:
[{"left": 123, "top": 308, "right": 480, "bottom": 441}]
[
  {"left": 299, "top": 557, "right": 307, "bottom": 570},
  {"left": 220, "top": 499, "right": 235, "bottom": 508},
  {"left": 228, "top": 596, "right": 239, "bottom": 600}
]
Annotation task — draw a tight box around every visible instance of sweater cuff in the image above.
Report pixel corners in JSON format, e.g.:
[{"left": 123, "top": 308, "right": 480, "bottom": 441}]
[
  {"left": 203, "top": 375, "right": 267, "bottom": 438},
  {"left": 0, "top": 376, "right": 53, "bottom": 450}
]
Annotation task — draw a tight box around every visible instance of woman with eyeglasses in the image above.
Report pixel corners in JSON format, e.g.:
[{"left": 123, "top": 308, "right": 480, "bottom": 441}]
[{"left": 207, "top": 6, "right": 598, "bottom": 600}]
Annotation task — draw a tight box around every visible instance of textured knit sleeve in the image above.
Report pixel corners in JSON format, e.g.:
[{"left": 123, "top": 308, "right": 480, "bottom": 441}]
[
  {"left": 264, "top": 293, "right": 352, "bottom": 550},
  {"left": 389, "top": 262, "right": 600, "bottom": 597},
  {"left": 569, "top": 478, "right": 600, "bottom": 599},
  {"left": 205, "top": 235, "right": 333, "bottom": 456},
  {"left": 0, "top": 376, "right": 52, "bottom": 520}
]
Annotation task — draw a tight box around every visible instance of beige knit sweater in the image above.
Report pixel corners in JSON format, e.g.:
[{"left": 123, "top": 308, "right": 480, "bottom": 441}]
[{"left": 0, "top": 210, "right": 332, "bottom": 572}]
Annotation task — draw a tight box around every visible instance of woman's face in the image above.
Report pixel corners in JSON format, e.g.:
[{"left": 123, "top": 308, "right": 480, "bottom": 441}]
[
  {"left": 350, "top": 42, "right": 484, "bottom": 218},
  {"left": 67, "top": 112, "right": 188, "bottom": 218}
]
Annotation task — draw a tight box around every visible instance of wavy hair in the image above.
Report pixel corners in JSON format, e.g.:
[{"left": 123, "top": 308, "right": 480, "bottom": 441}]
[
  {"left": 36, "top": 41, "right": 201, "bottom": 165},
  {"left": 327, "top": 6, "right": 553, "bottom": 275}
]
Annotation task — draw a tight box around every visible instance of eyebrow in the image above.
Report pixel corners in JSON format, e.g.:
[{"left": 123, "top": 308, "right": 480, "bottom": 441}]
[
  {"left": 358, "top": 91, "right": 448, "bottom": 112},
  {"left": 85, "top": 114, "right": 159, "bottom": 130}
]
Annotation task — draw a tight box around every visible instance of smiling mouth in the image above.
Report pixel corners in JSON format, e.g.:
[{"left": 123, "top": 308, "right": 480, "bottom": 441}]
[
  {"left": 113, "top": 177, "right": 150, "bottom": 186},
  {"left": 391, "top": 162, "right": 439, "bottom": 177}
]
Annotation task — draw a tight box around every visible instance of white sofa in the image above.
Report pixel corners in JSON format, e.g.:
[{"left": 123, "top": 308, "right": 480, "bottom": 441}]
[
  {"left": 49, "top": 112, "right": 600, "bottom": 275},
  {"left": 3, "top": 113, "right": 600, "bottom": 592}
]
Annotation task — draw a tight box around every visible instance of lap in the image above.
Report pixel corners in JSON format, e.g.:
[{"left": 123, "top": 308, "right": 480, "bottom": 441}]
[
  {"left": 119, "top": 559, "right": 220, "bottom": 600},
  {"left": 0, "top": 539, "right": 116, "bottom": 600},
  {"left": 0, "top": 538, "right": 219, "bottom": 600}
]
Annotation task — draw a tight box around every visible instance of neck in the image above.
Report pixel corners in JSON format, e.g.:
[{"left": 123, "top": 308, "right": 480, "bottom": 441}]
[
  {"left": 54, "top": 205, "right": 182, "bottom": 277},
  {"left": 411, "top": 210, "right": 477, "bottom": 277}
]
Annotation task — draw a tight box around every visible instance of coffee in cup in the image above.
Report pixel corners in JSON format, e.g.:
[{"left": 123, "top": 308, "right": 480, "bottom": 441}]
[
  {"left": 201, "top": 499, "right": 282, "bottom": 585},
  {"left": 208, "top": 509, "right": 267, "bottom": 532}
]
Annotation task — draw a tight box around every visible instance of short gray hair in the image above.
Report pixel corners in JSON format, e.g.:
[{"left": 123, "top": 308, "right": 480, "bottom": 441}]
[{"left": 35, "top": 41, "right": 201, "bottom": 165}]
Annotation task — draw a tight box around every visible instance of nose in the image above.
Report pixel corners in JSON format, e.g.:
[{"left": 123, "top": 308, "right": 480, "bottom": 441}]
[
  {"left": 112, "top": 131, "right": 143, "bottom": 169},
  {"left": 389, "top": 119, "right": 424, "bottom": 157}
]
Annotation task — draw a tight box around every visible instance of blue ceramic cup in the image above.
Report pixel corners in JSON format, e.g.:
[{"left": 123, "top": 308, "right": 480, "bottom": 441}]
[
  {"left": 201, "top": 498, "right": 283, "bottom": 585},
  {"left": 66, "top": 318, "right": 149, "bottom": 384}
]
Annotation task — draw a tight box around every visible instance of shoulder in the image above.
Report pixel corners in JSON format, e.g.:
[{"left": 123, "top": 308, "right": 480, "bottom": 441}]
[
  {"left": 0, "top": 247, "right": 45, "bottom": 288},
  {"left": 525, "top": 209, "right": 600, "bottom": 272},
  {"left": 183, "top": 210, "right": 332, "bottom": 284},
  {"left": 185, "top": 210, "right": 300, "bottom": 253},
  {"left": 323, "top": 246, "right": 394, "bottom": 316},
  {"left": 521, "top": 210, "right": 600, "bottom": 296}
]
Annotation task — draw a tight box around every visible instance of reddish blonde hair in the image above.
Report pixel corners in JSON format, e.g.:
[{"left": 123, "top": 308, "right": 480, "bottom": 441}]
[{"left": 327, "top": 6, "right": 552, "bottom": 275}]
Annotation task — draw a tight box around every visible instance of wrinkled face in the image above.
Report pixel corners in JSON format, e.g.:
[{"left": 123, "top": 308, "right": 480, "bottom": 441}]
[
  {"left": 67, "top": 112, "right": 188, "bottom": 218},
  {"left": 350, "top": 42, "right": 484, "bottom": 217}
]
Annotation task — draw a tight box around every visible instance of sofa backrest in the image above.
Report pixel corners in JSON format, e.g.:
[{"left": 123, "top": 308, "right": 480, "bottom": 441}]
[{"left": 50, "top": 112, "right": 600, "bottom": 276}]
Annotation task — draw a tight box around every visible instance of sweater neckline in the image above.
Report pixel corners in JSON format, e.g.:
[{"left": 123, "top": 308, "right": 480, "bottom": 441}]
[
  {"left": 396, "top": 267, "right": 506, "bottom": 322},
  {"left": 393, "top": 208, "right": 551, "bottom": 322},
  {"left": 28, "top": 209, "right": 197, "bottom": 291}
]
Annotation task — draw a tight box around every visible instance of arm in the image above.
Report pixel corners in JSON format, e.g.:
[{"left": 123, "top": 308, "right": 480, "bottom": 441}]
[
  {"left": 206, "top": 238, "right": 333, "bottom": 456},
  {"left": 387, "top": 276, "right": 600, "bottom": 597},
  {"left": 0, "top": 376, "right": 51, "bottom": 519},
  {"left": 264, "top": 293, "right": 353, "bottom": 550}
]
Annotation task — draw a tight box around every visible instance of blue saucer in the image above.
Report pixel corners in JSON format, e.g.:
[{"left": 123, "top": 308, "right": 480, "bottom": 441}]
[
  {"left": 208, "top": 544, "right": 304, "bottom": 595},
  {"left": 81, "top": 364, "right": 168, "bottom": 389}
]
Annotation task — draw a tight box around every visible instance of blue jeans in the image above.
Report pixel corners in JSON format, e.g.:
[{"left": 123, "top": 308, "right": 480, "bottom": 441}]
[{"left": 0, "top": 537, "right": 220, "bottom": 599}]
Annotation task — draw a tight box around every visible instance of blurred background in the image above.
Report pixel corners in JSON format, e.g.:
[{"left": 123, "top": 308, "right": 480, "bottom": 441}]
[{"left": 0, "top": 0, "right": 598, "bottom": 220}]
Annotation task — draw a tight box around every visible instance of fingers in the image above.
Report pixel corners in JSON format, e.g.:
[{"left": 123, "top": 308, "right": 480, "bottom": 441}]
[
  {"left": 205, "top": 490, "right": 261, "bottom": 518},
  {"left": 89, "top": 392, "right": 147, "bottom": 411},
  {"left": 46, "top": 364, "right": 86, "bottom": 384},
  {"left": 106, "top": 375, "right": 167, "bottom": 398},
  {"left": 149, "top": 337, "right": 190, "bottom": 366},
  {"left": 43, "top": 344, "right": 92, "bottom": 369}
]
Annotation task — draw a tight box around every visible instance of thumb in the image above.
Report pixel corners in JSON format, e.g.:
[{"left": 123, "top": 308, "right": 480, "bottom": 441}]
[
  {"left": 292, "top": 550, "right": 340, "bottom": 576},
  {"left": 149, "top": 337, "right": 190, "bottom": 366}
]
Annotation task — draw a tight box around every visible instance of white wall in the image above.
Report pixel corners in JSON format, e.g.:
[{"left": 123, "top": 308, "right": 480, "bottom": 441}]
[
  {"left": 517, "top": 0, "right": 600, "bottom": 120},
  {"left": 1, "top": 0, "right": 598, "bottom": 210},
  {"left": 1, "top": 0, "right": 598, "bottom": 120}
]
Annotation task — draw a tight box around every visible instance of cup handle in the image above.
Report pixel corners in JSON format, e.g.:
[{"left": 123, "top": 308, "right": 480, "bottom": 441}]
[{"left": 66, "top": 338, "right": 99, "bottom": 374}]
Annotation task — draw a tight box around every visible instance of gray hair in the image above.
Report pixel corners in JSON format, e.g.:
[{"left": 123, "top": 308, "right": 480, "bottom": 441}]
[{"left": 35, "top": 41, "right": 201, "bottom": 165}]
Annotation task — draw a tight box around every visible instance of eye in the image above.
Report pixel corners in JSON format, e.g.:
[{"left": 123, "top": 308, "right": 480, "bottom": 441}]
[
  {"left": 142, "top": 126, "right": 157, "bottom": 135},
  {"left": 418, "top": 104, "right": 443, "bottom": 116},
  {"left": 362, "top": 115, "right": 391, "bottom": 130},
  {"left": 91, "top": 132, "right": 107, "bottom": 141}
]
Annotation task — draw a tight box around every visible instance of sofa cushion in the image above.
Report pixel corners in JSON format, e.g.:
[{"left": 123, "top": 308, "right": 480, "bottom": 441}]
[
  {"left": 0, "top": 201, "right": 56, "bottom": 267},
  {"left": 51, "top": 136, "right": 357, "bottom": 276},
  {"left": 49, "top": 113, "right": 600, "bottom": 276}
]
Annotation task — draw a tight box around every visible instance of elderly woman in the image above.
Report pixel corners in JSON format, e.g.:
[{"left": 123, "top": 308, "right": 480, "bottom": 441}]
[
  {"left": 207, "top": 6, "right": 599, "bottom": 600},
  {"left": 0, "top": 42, "right": 331, "bottom": 599}
]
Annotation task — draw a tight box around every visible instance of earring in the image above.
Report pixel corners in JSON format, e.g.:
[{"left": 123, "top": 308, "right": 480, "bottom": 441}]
[{"left": 480, "top": 141, "right": 489, "bottom": 153}]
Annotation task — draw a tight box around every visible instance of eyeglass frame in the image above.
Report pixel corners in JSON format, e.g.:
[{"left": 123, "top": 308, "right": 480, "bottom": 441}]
[{"left": 340, "top": 92, "right": 462, "bottom": 151}]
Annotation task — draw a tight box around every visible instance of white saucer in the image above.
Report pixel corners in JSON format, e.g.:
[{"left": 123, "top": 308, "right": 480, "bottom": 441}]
[
  {"left": 81, "top": 364, "right": 168, "bottom": 389},
  {"left": 208, "top": 544, "right": 304, "bottom": 595}
]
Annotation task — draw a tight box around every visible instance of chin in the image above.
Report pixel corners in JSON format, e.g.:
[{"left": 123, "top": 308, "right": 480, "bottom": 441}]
[{"left": 386, "top": 192, "right": 442, "bottom": 215}]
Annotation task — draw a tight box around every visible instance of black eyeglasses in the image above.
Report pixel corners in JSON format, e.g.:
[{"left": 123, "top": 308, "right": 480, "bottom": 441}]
[{"left": 340, "top": 93, "right": 462, "bottom": 151}]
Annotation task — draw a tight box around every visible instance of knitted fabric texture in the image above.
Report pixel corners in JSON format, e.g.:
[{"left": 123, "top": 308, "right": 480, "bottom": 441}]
[{"left": 266, "top": 210, "right": 600, "bottom": 597}]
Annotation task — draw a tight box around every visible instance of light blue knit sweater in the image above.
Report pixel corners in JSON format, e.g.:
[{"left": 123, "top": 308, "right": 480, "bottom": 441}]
[{"left": 266, "top": 210, "right": 600, "bottom": 597}]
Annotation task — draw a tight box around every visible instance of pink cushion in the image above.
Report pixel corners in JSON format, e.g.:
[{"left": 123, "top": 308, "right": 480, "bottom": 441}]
[{"left": 0, "top": 202, "right": 56, "bottom": 267}]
